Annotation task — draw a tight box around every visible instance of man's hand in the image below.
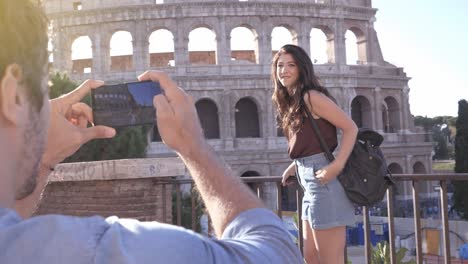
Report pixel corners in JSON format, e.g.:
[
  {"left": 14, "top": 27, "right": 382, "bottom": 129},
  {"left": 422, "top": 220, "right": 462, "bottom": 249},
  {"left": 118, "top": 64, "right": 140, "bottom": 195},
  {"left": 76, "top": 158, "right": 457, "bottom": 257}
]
[
  {"left": 138, "top": 71, "right": 205, "bottom": 156},
  {"left": 15, "top": 80, "right": 116, "bottom": 218},
  {"left": 41, "top": 79, "right": 116, "bottom": 167}
]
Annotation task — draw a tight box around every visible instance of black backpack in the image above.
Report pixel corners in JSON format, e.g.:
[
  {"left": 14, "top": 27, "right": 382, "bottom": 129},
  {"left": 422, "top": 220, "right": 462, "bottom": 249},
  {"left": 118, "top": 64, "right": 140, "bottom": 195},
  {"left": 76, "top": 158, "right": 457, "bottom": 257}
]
[{"left": 304, "top": 106, "right": 394, "bottom": 207}]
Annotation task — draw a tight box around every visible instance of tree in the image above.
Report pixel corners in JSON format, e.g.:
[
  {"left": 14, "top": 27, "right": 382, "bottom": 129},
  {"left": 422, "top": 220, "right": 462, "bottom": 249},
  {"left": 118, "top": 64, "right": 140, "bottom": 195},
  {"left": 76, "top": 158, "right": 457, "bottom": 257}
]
[
  {"left": 49, "top": 71, "right": 150, "bottom": 162},
  {"left": 414, "top": 116, "right": 435, "bottom": 131},
  {"left": 453, "top": 99, "right": 468, "bottom": 220},
  {"left": 414, "top": 115, "right": 457, "bottom": 160},
  {"left": 49, "top": 72, "right": 78, "bottom": 100}
]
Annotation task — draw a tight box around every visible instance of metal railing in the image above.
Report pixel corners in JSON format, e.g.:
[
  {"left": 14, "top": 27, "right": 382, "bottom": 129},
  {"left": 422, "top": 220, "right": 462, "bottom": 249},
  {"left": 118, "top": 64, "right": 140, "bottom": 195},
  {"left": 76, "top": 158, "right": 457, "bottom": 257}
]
[{"left": 155, "top": 173, "right": 468, "bottom": 264}]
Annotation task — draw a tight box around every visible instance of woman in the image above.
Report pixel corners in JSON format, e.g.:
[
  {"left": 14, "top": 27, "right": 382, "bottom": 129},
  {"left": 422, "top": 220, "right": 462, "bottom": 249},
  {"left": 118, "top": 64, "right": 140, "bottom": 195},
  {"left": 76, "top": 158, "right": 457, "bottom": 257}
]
[{"left": 272, "top": 44, "right": 357, "bottom": 264}]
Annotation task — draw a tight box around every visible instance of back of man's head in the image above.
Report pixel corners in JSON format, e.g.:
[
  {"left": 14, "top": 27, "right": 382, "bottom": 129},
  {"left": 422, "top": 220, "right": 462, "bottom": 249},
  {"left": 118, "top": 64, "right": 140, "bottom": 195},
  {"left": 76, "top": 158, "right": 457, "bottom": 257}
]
[{"left": 0, "top": 0, "right": 49, "bottom": 112}]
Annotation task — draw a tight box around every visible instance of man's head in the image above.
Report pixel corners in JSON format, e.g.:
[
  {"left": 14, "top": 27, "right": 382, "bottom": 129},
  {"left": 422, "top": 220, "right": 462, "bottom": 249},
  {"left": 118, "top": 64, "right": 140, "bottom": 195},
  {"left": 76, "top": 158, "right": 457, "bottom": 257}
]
[{"left": 0, "top": 0, "right": 50, "bottom": 200}]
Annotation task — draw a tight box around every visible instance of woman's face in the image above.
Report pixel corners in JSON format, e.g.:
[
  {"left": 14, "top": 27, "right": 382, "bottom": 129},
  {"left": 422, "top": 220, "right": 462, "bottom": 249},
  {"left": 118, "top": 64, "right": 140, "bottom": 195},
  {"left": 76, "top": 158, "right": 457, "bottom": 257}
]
[{"left": 276, "top": 53, "right": 299, "bottom": 91}]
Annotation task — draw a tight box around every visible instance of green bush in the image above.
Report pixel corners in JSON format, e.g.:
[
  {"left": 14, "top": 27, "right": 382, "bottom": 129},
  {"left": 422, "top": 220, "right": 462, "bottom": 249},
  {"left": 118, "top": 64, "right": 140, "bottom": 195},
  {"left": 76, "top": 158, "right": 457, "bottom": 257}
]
[
  {"left": 171, "top": 186, "right": 204, "bottom": 233},
  {"left": 371, "top": 241, "right": 415, "bottom": 264}
]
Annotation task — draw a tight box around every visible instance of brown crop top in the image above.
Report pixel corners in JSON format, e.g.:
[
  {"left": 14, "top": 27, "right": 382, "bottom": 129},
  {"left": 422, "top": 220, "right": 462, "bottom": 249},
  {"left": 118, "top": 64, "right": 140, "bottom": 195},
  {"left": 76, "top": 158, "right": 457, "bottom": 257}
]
[{"left": 288, "top": 117, "right": 338, "bottom": 159}]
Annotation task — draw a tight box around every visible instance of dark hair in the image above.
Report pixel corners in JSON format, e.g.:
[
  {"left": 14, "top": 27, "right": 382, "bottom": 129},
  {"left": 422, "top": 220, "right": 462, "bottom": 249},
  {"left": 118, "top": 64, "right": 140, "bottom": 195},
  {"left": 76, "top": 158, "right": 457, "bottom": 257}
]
[
  {"left": 271, "top": 44, "right": 330, "bottom": 136},
  {"left": 0, "top": 0, "right": 49, "bottom": 112}
]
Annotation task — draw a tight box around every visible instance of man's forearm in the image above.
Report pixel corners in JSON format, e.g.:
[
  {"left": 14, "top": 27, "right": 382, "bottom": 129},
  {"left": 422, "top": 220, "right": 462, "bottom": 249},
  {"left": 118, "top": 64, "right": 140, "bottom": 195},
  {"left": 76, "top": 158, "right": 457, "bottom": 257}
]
[{"left": 179, "top": 142, "right": 264, "bottom": 237}]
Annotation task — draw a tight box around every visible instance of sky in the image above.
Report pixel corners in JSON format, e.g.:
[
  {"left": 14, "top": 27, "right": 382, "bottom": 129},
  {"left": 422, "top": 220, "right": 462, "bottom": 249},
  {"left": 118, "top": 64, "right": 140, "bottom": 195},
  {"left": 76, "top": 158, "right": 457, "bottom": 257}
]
[{"left": 372, "top": 0, "right": 468, "bottom": 117}]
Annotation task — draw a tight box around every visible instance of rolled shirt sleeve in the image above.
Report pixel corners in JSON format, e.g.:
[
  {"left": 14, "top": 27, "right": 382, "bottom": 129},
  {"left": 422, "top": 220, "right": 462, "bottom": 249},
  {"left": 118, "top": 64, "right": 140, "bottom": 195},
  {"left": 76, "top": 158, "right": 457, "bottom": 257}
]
[
  {"left": 95, "top": 208, "right": 302, "bottom": 264},
  {"left": 0, "top": 208, "right": 302, "bottom": 263}
]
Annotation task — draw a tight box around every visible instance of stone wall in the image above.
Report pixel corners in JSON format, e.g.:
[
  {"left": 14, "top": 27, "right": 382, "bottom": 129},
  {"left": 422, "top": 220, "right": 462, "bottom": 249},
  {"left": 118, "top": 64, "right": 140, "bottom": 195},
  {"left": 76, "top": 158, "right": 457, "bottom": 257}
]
[
  {"left": 36, "top": 178, "right": 173, "bottom": 222},
  {"left": 36, "top": 158, "right": 186, "bottom": 222}
]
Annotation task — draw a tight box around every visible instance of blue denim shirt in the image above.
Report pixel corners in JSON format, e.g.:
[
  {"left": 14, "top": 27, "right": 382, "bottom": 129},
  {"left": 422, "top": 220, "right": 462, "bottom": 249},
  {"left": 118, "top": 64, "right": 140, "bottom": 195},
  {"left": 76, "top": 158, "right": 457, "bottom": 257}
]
[{"left": 0, "top": 208, "right": 302, "bottom": 263}]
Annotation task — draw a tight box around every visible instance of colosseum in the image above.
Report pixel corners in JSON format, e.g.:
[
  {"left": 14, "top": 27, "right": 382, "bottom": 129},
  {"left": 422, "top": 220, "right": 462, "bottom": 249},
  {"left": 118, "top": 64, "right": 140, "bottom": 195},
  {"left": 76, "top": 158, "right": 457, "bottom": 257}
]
[{"left": 43, "top": 0, "right": 433, "bottom": 209}]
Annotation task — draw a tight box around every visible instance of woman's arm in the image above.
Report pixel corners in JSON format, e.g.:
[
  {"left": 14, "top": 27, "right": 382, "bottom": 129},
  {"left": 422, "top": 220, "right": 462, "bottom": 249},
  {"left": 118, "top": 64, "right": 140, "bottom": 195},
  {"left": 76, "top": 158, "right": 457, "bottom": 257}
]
[{"left": 304, "top": 90, "right": 358, "bottom": 182}]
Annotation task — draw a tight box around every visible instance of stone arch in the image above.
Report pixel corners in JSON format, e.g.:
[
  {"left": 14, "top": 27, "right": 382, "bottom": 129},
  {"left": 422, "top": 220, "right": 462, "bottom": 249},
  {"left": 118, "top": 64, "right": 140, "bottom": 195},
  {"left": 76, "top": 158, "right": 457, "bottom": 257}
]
[
  {"left": 381, "top": 103, "right": 389, "bottom": 133},
  {"left": 241, "top": 170, "right": 261, "bottom": 177},
  {"left": 351, "top": 95, "right": 372, "bottom": 128},
  {"left": 345, "top": 26, "right": 367, "bottom": 65},
  {"left": 188, "top": 26, "right": 217, "bottom": 65},
  {"left": 241, "top": 170, "right": 262, "bottom": 194},
  {"left": 310, "top": 26, "right": 334, "bottom": 64},
  {"left": 110, "top": 30, "right": 134, "bottom": 71},
  {"left": 281, "top": 180, "right": 298, "bottom": 212},
  {"left": 235, "top": 97, "right": 260, "bottom": 138},
  {"left": 195, "top": 98, "right": 220, "bottom": 139},
  {"left": 413, "top": 160, "right": 428, "bottom": 191},
  {"left": 271, "top": 25, "right": 297, "bottom": 54},
  {"left": 412, "top": 160, "right": 431, "bottom": 195},
  {"left": 230, "top": 25, "right": 258, "bottom": 64},
  {"left": 384, "top": 96, "right": 401, "bottom": 133},
  {"left": 388, "top": 162, "right": 403, "bottom": 174},
  {"left": 71, "top": 35, "right": 93, "bottom": 74},
  {"left": 149, "top": 28, "right": 175, "bottom": 67},
  {"left": 388, "top": 162, "right": 405, "bottom": 196},
  {"left": 413, "top": 161, "right": 426, "bottom": 173}
]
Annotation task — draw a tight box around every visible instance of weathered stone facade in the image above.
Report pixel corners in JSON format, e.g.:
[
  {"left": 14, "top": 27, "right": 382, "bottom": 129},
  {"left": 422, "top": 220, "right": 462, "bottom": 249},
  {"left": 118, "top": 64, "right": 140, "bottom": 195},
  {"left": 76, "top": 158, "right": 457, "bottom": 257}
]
[
  {"left": 43, "top": 0, "right": 433, "bottom": 204},
  {"left": 37, "top": 158, "right": 185, "bottom": 221}
]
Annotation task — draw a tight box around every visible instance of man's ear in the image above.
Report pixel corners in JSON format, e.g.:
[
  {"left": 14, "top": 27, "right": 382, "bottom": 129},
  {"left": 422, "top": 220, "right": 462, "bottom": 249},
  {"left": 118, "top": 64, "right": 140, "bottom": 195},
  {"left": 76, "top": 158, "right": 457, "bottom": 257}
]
[{"left": 0, "top": 64, "right": 23, "bottom": 126}]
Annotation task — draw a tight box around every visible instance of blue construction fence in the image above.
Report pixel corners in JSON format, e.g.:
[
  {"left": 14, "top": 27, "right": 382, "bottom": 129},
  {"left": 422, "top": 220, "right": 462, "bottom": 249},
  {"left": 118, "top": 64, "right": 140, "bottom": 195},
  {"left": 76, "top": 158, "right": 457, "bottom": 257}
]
[{"left": 346, "top": 222, "right": 389, "bottom": 246}]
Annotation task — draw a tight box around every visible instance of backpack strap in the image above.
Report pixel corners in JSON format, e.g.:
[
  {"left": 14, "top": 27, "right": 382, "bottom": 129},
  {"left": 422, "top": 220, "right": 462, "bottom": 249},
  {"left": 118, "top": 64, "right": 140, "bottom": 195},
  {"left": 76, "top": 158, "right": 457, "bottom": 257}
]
[{"left": 301, "top": 95, "right": 335, "bottom": 162}]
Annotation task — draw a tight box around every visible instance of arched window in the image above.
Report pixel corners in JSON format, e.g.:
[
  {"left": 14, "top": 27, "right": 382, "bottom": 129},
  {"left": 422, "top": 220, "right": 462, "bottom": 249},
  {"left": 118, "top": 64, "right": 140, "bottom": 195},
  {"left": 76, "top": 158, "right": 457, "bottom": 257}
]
[
  {"left": 388, "top": 162, "right": 405, "bottom": 197},
  {"left": 241, "top": 171, "right": 261, "bottom": 194},
  {"left": 413, "top": 162, "right": 426, "bottom": 173},
  {"left": 345, "top": 27, "right": 367, "bottom": 65},
  {"left": 71, "top": 36, "right": 93, "bottom": 73},
  {"left": 195, "top": 99, "right": 220, "bottom": 139},
  {"left": 271, "top": 26, "right": 294, "bottom": 55},
  {"left": 188, "top": 27, "right": 217, "bottom": 65},
  {"left": 230, "top": 26, "right": 257, "bottom": 64},
  {"left": 388, "top": 162, "right": 403, "bottom": 174},
  {"left": 413, "top": 161, "right": 431, "bottom": 195},
  {"left": 384, "top": 96, "right": 401, "bottom": 133},
  {"left": 235, "top": 98, "right": 260, "bottom": 138},
  {"left": 149, "top": 29, "right": 175, "bottom": 67},
  {"left": 110, "top": 31, "right": 133, "bottom": 71},
  {"left": 345, "top": 30, "right": 358, "bottom": 65},
  {"left": 310, "top": 28, "right": 328, "bottom": 64},
  {"left": 382, "top": 104, "right": 389, "bottom": 132},
  {"left": 351, "top": 96, "right": 372, "bottom": 128}
]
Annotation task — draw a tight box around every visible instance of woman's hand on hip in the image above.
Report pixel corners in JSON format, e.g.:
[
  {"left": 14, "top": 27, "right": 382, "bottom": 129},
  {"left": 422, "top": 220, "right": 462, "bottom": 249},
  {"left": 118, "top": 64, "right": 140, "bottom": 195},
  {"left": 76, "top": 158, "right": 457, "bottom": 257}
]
[{"left": 314, "top": 162, "right": 343, "bottom": 185}]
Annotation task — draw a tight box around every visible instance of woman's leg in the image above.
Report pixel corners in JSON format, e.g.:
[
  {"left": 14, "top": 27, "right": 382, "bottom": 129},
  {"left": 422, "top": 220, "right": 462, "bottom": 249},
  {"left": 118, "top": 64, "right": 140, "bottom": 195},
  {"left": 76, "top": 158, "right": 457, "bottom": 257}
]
[
  {"left": 313, "top": 225, "right": 346, "bottom": 264},
  {"left": 302, "top": 220, "right": 319, "bottom": 264}
]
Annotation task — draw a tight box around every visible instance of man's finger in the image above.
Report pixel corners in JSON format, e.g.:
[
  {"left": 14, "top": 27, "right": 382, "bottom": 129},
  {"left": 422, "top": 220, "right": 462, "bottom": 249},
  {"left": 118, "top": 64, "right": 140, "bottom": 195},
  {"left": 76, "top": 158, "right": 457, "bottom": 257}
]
[
  {"left": 153, "top": 94, "right": 172, "bottom": 122},
  {"left": 80, "top": 125, "right": 116, "bottom": 144},
  {"left": 138, "top": 71, "right": 182, "bottom": 101},
  {"left": 60, "top": 79, "right": 104, "bottom": 105},
  {"left": 71, "top": 102, "right": 93, "bottom": 122}
]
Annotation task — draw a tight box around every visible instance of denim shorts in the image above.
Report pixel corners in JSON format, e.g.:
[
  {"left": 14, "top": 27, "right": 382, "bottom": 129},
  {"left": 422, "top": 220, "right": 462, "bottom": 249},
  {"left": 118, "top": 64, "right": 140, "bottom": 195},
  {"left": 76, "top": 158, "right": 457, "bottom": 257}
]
[{"left": 295, "top": 153, "right": 356, "bottom": 230}]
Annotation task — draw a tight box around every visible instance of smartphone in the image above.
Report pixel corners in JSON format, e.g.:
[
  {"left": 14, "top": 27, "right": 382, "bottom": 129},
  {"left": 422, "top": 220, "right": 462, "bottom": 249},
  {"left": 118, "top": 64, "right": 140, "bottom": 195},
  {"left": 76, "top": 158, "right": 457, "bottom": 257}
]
[{"left": 91, "top": 80, "right": 162, "bottom": 127}]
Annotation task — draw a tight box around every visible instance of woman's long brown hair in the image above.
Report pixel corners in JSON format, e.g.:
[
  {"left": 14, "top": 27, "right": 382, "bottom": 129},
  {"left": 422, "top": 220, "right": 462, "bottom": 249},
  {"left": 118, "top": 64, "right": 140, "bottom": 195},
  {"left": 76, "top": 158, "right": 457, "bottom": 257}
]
[{"left": 271, "top": 44, "right": 330, "bottom": 137}]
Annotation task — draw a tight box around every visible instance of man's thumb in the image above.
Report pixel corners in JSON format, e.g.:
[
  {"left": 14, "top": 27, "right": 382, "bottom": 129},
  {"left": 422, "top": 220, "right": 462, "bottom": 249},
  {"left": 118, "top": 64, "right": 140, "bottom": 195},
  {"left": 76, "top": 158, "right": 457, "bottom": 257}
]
[{"left": 81, "top": 126, "right": 116, "bottom": 143}]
